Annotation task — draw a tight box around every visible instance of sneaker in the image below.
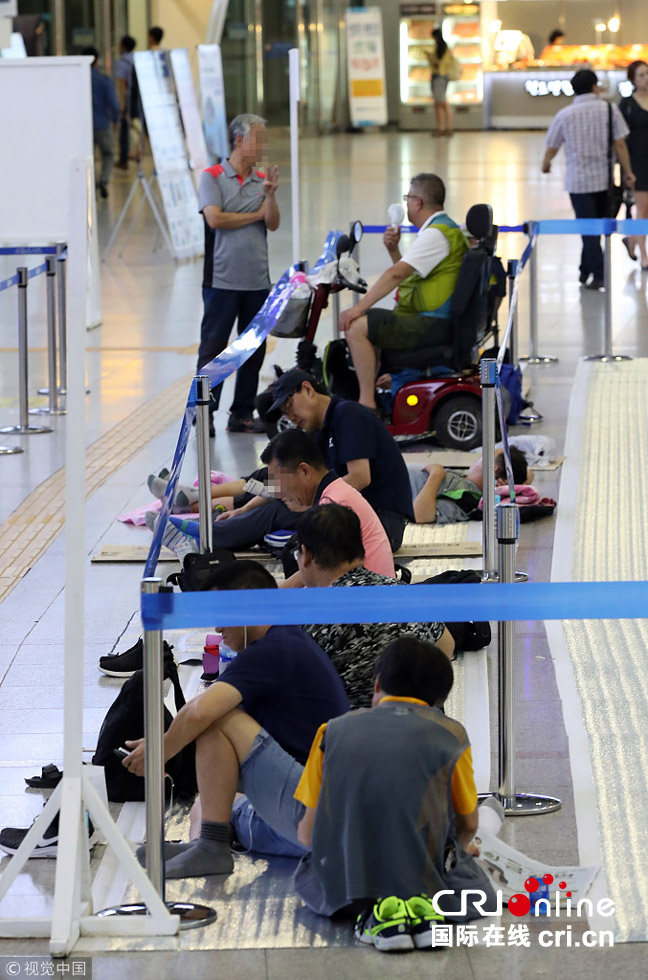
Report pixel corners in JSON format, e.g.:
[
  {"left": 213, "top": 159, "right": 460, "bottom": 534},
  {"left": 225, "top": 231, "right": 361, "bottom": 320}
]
[
  {"left": 98, "top": 638, "right": 175, "bottom": 678},
  {"left": 354, "top": 897, "right": 414, "bottom": 952},
  {"left": 579, "top": 271, "right": 590, "bottom": 284},
  {"left": 405, "top": 894, "right": 444, "bottom": 949},
  {"left": 586, "top": 278, "right": 604, "bottom": 290},
  {"left": 227, "top": 415, "right": 266, "bottom": 434},
  {"left": 0, "top": 812, "right": 98, "bottom": 859}
]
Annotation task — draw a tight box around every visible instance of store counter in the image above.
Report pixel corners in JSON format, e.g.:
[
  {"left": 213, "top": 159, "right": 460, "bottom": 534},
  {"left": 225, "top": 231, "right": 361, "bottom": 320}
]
[{"left": 484, "top": 69, "right": 628, "bottom": 129}]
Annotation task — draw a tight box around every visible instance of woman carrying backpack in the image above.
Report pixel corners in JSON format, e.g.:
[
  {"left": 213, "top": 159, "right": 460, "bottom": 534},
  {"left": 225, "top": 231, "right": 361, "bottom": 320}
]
[{"left": 426, "top": 28, "right": 457, "bottom": 138}]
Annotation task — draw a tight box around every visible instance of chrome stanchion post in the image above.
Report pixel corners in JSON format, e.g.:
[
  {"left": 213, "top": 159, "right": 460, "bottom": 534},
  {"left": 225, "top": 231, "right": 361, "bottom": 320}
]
[
  {"left": 0, "top": 268, "right": 52, "bottom": 436},
  {"left": 195, "top": 376, "right": 213, "bottom": 554},
  {"left": 351, "top": 241, "right": 360, "bottom": 307},
  {"left": 584, "top": 225, "right": 631, "bottom": 363},
  {"left": 519, "top": 225, "right": 558, "bottom": 365},
  {"left": 480, "top": 358, "right": 498, "bottom": 582},
  {"left": 507, "top": 260, "right": 519, "bottom": 367},
  {"left": 142, "top": 579, "right": 166, "bottom": 897},
  {"left": 101, "top": 578, "right": 217, "bottom": 928},
  {"left": 31, "top": 258, "right": 66, "bottom": 416},
  {"left": 496, "top": 503, "right": 561, "bottom": 816}
]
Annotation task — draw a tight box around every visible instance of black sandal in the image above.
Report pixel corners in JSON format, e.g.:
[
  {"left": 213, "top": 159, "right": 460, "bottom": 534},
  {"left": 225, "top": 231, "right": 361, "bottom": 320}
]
[
  {"left": 25, "top": 764, "right": 63, "bottom": 789},
  {"left": 622, "top": 237, "right": 637, "bottom": 261}
]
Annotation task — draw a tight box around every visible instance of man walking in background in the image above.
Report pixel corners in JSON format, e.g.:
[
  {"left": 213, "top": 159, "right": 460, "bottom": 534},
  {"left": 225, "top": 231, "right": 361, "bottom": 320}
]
[
  {"left": 198, "top": 114, "right": 279, "bottom": 435},
  {"left": 542, "top": 69, "right": 635, "bottom": 289},
  {"left": 114, "top": 35, "right": 138, "bottom": 171},
  {"left": 84, "top": 47, "right": 119, "bottom": 199}
]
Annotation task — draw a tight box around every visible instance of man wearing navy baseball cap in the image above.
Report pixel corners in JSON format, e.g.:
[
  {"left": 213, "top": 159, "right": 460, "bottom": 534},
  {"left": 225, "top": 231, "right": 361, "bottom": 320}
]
[{"left": 266, "top": 369, "right": 412, "bottom": 550}]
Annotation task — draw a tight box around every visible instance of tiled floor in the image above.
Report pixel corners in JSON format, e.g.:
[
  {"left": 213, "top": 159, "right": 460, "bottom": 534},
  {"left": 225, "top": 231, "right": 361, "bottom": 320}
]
[{"left": 1, "top": 129, "right": 648, "bottom": 974}]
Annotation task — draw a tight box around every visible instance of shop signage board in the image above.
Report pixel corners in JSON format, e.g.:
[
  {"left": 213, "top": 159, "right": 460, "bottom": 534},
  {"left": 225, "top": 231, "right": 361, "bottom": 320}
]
[
  {"left": 400, "top": 3, "right": 437, "bottom": 13},
  {"left": 170, "top": 47, "right": 210, "bottom": 187},
  {"left": 346, "top": 7, "right": 388, "bottom": 127},
  {"left": 198, "top": 43, "right": 229, "bottom": 161},
  {"left": 134, "top": 49, "right": 203, "bottom": 259}
]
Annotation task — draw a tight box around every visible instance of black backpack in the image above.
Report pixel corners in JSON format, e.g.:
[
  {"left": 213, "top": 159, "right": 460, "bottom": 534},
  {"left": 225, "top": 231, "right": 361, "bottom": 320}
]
[
  {"left": 423, "top": 569, "right": 492, "bottom": 652},
  {"left": 166, "top": 549, "right": 236, "bottom": 591},
  {"left": 92, "top": 659, "right": 197, "bottom": 802}
]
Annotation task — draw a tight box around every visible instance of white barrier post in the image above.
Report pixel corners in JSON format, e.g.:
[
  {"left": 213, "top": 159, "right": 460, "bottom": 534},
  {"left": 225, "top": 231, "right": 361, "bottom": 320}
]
[{"left": 289, "top": 48, "right": 301, "bottom": 266}]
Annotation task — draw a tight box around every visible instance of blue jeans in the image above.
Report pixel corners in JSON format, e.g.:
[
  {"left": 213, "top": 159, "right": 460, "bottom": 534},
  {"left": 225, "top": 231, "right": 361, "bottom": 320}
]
[
  {"left": 569, "top": 190, "right": 608, "bottom": 281},
  {"left": 197, "top": 287, "right": 268, "bottom": 418}
]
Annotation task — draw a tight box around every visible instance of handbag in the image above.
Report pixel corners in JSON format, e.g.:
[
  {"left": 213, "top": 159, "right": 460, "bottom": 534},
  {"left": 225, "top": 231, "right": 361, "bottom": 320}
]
[
  {"left": 447, "top": 53, "right": 462, "bottom": 83},
  {"left": 607, "top": 102, "right": 624, "bottom": 219},
  {"left": 166, "top": 549, "right": 236, "bottom": 591}
]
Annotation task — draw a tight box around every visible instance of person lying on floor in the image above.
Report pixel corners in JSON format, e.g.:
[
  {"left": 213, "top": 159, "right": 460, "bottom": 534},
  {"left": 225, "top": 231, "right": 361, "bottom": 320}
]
[
  {"left": 293, "top": 636, "right": 497, "bottom": 922},
  {"left": 122, "top": 559, "right": 349, "bottom": 878},
  {"left": 408, "top": 445, "right": 530, "bottom": 524},
  {"left": 147, "top": 467, "right": 271, "bottom": 515},
  {"left": 296, "top": 502, "right": 454, "bottom": 708}
]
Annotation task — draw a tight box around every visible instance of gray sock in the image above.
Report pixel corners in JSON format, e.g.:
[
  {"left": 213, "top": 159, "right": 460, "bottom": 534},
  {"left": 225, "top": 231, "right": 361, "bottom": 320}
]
[
  {"left": 175, "top": 488, "right": 199, "bottom": 510},
  {"left": 135, "top": 839, "right": 193, "bottom": 866},
  {"left": 163, "top": 838, "right": 234, "bottom": 879}
]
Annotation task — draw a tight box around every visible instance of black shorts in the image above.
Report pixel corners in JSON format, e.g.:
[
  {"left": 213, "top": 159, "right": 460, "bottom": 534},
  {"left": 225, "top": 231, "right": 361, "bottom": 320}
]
[{"left": 366, "top": 308, "right": 452, "bottom": 350}]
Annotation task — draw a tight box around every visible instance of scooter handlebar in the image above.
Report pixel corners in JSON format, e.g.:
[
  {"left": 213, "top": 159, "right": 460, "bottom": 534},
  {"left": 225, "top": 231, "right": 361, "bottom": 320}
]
[{"left": 337, "top": 274, "right": 367, "bottom": 294}]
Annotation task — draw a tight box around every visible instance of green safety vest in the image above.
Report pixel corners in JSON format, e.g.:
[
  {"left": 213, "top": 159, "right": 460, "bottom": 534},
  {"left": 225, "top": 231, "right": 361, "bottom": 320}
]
[{"left": 396, "top": 214, "right": 468, "bottom": 318}]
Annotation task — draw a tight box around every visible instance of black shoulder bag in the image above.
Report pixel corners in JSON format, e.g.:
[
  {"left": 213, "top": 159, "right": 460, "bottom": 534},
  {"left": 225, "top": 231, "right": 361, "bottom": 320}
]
[{"left": 607, "top": 102, "right": 624, "bottom": 219}]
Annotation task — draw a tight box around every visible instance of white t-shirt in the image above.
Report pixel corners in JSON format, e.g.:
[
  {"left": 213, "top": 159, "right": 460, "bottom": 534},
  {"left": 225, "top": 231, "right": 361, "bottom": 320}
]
[{"left": 401, "top": 212, "right": 451, "bottom": 278}]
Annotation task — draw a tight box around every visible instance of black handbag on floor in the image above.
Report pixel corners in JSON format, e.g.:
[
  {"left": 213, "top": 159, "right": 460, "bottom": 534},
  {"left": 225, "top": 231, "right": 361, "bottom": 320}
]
[
  {"left": 92, "top": 659, "right": 197, "bottom": 802},
  {"left": 422, "top": 569, "right": 492, "bottom": 652},
  {"left": 166, "top": 548, "right": 236, "bottom": 591}
]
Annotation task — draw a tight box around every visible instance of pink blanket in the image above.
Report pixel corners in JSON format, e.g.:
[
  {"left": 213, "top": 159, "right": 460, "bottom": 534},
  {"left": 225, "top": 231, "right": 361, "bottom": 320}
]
[{"left": 118, "top": 470, "right": 231, "bottom": 525}]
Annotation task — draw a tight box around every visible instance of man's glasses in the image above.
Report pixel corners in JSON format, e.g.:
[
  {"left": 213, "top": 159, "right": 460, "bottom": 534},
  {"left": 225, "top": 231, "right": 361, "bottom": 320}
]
[
  {"left": 281, "top": 385, "right": 301, "bottom": 414},
  {"left": 403, "top": 193, "right": 422, "bottom": 203}
]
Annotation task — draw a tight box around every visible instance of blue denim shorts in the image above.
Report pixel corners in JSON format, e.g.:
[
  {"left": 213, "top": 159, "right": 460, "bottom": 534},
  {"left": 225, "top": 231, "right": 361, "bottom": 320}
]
[{"left": 237, "top": 728, "right": 306, "bottom": 846}]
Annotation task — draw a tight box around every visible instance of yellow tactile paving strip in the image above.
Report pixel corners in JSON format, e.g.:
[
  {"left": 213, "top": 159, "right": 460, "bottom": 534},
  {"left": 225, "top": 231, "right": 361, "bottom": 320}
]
[
  {"left": 562, "top": 361, "right": 648, "bottom": 942},
  {"left": 0, "top": 372, "right": 194, "bottom": 606}
]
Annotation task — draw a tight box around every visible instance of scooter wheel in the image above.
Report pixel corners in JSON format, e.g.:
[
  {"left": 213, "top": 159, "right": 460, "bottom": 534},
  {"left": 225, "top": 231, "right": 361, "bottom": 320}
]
[{"left": 433, "top": 396, "right": 482, "bottom": 451}]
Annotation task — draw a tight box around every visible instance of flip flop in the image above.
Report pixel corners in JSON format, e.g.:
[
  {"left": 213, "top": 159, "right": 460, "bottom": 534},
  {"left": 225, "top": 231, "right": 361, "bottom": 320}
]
[
  {"left": 25, "top": 764, "right": 63, "bottom": 789},
  {"left": 622, "top": 237, "right": 637, "bottom": 261}
]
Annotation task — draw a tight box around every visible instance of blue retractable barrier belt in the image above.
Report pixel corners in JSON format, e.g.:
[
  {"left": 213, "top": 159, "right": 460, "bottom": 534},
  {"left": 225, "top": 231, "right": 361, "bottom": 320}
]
[{"left": 141, "top": 581, "right": 648, "bottom": 631}]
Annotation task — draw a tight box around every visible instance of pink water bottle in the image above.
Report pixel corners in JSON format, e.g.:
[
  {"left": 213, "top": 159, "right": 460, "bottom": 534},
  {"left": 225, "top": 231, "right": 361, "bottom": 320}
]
[{"left": 202, "top": 633, "right": 220, "bottom": 683}]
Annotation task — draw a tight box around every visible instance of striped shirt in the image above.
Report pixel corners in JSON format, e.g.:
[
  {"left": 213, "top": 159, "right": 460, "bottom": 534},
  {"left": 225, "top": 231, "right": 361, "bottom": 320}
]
[{"left": 545, "top": 94, "right": 629, "bottom": 194}]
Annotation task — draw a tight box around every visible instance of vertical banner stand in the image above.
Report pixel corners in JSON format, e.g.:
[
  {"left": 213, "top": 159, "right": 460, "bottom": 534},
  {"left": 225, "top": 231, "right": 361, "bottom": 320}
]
[
  {"left": 102, "top": 171, "right": 174, "bottom": 262},
  {"left": 289, "top": 48, "right": 301, "bottom": 266},
  {"left": 584, "top": 223, "right": 632, "bottom": 363}
]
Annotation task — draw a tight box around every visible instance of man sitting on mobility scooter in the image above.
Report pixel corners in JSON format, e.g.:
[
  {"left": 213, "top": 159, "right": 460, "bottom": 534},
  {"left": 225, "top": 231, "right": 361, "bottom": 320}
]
[{"left": 338, "top": 173, "right": 467, "bottom": 411}]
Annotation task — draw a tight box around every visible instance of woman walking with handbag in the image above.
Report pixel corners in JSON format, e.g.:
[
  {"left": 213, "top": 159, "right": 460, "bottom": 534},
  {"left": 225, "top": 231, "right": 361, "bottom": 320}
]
[
  {"left": 620, "top": 61, "right": 648, "bottom": 269},
  {"left": 425, "top": 28, "right": 457, "bottom": 138}
]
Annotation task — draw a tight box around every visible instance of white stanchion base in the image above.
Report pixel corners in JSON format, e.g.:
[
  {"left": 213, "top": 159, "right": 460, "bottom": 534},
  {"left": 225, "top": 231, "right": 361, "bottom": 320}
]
[
  {"left": 519, "top": 355, "right": 559, "bottom": 364},
  {"left": 0, "top": 423, "right": 52, "bottom": 434},
  {"left": 94, "top": 902, "right": 216, "bottom": 932},
  {"left": 479, "top": 792, "right": 562, "bottom": 816},
  {"left": 583, "top": 354, "right": 633, "bottom": 362},
  {"left": 481, "top": 570, "right": 529, "bottom": 583},
  {"left": 29, "top": 406, "right": 67, "bottom": 416}
]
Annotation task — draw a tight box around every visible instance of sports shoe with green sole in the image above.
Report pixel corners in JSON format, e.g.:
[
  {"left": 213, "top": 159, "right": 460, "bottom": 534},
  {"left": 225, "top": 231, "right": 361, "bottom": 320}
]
[
  {"left": 405, "top": 894, "right": 445, "bottom": 949},
  {"left": 354, "top": 896, "right": 414, "bottom": 952}
]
